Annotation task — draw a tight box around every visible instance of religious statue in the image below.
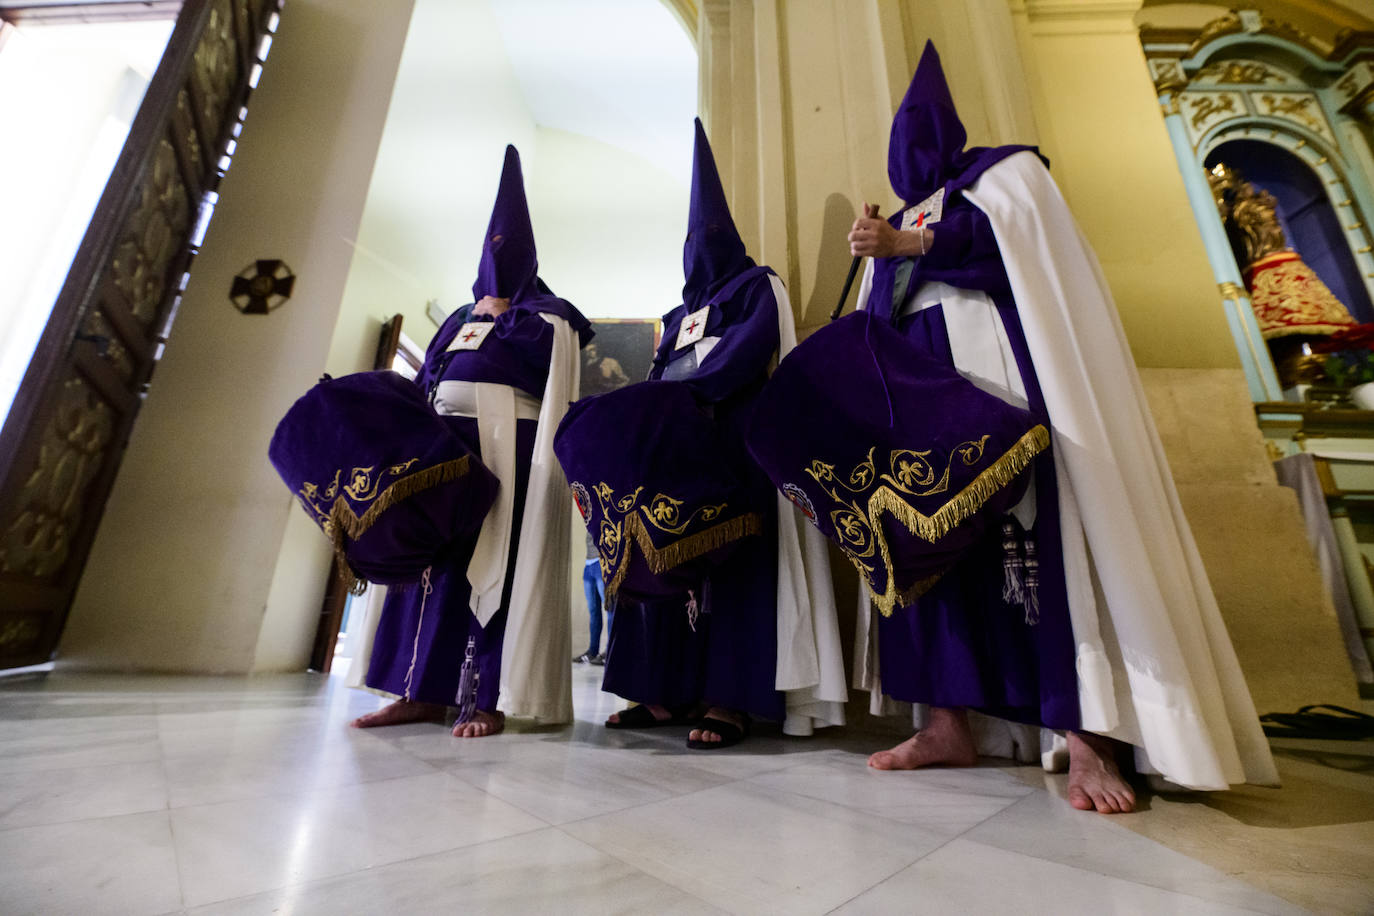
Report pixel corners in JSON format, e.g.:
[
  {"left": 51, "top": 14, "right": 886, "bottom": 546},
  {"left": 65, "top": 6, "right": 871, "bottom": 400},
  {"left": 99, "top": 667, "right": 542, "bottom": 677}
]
[{"left": 1208, "top": 162, "right": 1355, "bottom": 387}]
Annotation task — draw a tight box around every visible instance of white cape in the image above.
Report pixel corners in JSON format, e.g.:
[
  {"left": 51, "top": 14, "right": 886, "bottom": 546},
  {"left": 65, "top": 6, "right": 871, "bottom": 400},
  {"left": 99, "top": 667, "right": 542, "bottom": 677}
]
[
  {"left": 767, "top": 274, "right": 848, "bottom": 735},
  {"left": 856, "top": 152, "right": 1276, "bottom": 790}
]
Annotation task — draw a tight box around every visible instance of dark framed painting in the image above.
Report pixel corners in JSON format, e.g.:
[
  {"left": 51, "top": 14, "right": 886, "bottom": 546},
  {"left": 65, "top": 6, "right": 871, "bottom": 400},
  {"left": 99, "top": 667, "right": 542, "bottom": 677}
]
[{"left": 581, "top": 318, "right": 661, "bottom": 396}]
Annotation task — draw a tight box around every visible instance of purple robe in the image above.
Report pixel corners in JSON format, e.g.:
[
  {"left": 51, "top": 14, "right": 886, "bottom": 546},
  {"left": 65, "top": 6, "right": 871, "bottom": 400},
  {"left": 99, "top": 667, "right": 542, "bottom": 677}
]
[
  {"left": 365, "top": 145, "right": 591, "bottom": 710},
  {"left": 872, "top": 43, "right": 1078, "bottom": 730}
]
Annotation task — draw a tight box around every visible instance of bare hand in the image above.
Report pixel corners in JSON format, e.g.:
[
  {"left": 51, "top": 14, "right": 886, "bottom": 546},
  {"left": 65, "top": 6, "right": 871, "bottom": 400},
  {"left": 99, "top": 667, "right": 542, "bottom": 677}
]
[
  {"left": 473, "top": 296, "right": 511, "bottom": 318},
  {"left": 848, "top": 202, "right": 899, "bottom": 257}
]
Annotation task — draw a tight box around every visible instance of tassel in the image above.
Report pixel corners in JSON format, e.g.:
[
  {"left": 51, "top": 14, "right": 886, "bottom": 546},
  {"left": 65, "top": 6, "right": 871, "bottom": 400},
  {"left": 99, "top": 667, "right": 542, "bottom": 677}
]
[
  {"left": 454, "top": 635, "right": 479, "bottom": 725},
  {"left": 1001, "top": 521, "right": 1025, "bottom": 606},
  {"left": 686, "top": 589, "right": 699, "bottom": 631},
  {"left": 1022, "top": 535, "right": 1040, "bottom": 626},
  {"left": 401, "top": 566, "right": 433, "bottom": 701}
]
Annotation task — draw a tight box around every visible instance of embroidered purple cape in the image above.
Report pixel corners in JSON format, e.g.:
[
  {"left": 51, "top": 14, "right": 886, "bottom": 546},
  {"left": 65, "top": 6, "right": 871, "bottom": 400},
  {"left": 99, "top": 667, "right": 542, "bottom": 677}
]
[
  {"left": 268, "top": 370, "right": 499, "bottom": 590},
  {"left": 554, "top": 119, "right": 779, "bottom": 600},
  {"left": 746, "top": 311, "right": 1045, "bottom": 615}
]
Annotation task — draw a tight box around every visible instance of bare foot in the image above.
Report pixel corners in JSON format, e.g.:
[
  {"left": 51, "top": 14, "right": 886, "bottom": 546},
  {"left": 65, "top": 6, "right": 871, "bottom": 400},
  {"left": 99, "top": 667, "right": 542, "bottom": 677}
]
[
  {"left": 453, "top": 709, "right": 505, "bottom": 738},
  {"left": 1067, "top": 730, "right": 1136, "bottom": 814},
  {"left": 868, "top": 706, "right": 978, "bottom": 770},
  {"left": 605, "top": 704, "right": 673, "bottom": 726},
  {"left": 350, "top": 699, "right": 445, "bottom": 729},
  {"left": 689, "top": 706, "right": 745, "bottom": 745}
]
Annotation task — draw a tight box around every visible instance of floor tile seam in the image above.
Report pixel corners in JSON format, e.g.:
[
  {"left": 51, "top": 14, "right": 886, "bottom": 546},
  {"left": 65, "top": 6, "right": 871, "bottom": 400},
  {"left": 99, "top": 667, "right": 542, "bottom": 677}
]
[
  {"left": 549, "top": 821, "right": 762, "bottom": 915},
  {"left": 948, "top": 806, "right": 1306, "bottom": 915},
  {"left": 0, "top": 799, "right": 180, "bottom": 835},
  {"left": 176, "top": 820, "right": 557, "bottom": 911},
  {"left": 161, "top": 764, "right": 455, "bottom": 813},
  {"left": 0, "top": 750, "right": 165, "bottom": 778},
  {"left": 538, "top": 771, "right": 759, "bottom": 830},
  {"left": 163, "top": 770, "right": 192, "bottom": 914},
  {"left": 818, "top": 786, "right": 1064, "bottom": 914}
]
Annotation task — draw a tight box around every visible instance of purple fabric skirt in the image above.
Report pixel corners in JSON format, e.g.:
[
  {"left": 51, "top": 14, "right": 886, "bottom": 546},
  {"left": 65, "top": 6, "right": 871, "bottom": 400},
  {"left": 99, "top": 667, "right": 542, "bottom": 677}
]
[
  {"left": 600, "top": 390, "right": 784, "bottom": 721},
  {"left": 876, "top": 302, "right": 1080, "bottom": 731},
  {"left": 365, "top": 416, "right": 536, "bottom": 710}
]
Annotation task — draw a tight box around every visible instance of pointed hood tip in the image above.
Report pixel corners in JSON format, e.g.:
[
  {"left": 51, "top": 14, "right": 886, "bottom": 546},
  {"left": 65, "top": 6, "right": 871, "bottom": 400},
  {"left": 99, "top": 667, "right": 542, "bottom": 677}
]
[
  {"left": 683, "top": 118, "right": 752, "bottom": 306},
  {"left": 887, "top": 39, "right": 968, "bottom": 204},
  {"left": 472, "top": 144, "right": 538, "bottom": 303}
]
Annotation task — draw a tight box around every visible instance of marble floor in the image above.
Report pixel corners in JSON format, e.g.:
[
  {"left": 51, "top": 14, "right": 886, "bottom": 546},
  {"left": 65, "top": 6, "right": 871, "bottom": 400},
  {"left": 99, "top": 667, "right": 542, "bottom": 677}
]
[{"left": 0, "top": 666, "right": 1370, "bottom": 915}]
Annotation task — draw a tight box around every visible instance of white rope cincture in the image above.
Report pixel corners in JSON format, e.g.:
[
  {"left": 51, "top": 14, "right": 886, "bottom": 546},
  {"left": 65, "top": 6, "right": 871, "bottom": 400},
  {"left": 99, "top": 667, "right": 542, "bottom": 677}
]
[{"left": 401, "top": 566, "right": 434, "bottom": 701}]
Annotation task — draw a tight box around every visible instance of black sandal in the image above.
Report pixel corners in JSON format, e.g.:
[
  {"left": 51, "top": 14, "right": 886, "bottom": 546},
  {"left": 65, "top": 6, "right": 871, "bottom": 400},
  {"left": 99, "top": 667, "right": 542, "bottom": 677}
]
[
  {"left": 605, "top": 704, "right": 692, "bottom": 730},
  {"left": 686, "top": 714, "right": 751, "bottom": 750},
  {"left": 1260, "top": 704, "right": 1374, "bottom": 740}
]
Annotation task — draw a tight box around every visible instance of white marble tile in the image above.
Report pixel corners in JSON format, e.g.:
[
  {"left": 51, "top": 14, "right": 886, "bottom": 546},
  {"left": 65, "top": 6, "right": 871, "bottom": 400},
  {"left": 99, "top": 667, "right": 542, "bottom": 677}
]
[
  {"left": 0, "top": 758, "right": 169, "bottom": 829},
  {"left": 447, "top": 741, "right": 732, "bottom": 825},
  {"left": 0, "top": 715, "right": 161, "bottom": 775},
  {"left": 162, "top": 732, "right": 437, "bottom": 808},
  {"left": 0, "top": 811, "right": 182, "bottom": 915},
  {"left": 169, "top": 770, "right": 546, "bottom": 907},
  {"left": 963, "top": 791, "right": 1309, "bottom": 914},
  {"left": 745, "top": 754, "right": 1035, "bottom": 838},
  {"left": 563, "top": 780, "right": 946, "bottom": 915},
  {"left": 188, "top": 827, "right": 723, "bottom": 916},
  {"left": 832, "top": 838, "right": 1281, "bottom": 915}
]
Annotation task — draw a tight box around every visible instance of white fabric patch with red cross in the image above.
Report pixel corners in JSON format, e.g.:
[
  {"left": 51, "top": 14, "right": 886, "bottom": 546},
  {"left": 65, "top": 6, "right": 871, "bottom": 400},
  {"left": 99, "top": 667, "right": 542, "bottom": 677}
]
[
  {"left": 447, "top": 322, "right": 493, "bottom": 351},
  {"left": 674, "top": 305, "right": 711, "bottom": 350},
  {"left": 900, "top": 187, "right": 945, "bottom": 232}
]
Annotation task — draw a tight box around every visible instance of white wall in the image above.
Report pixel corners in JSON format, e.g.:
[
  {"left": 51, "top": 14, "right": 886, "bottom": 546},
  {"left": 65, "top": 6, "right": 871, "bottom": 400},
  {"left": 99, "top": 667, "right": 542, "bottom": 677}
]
[{"left": 59, "top": 0, "right": 416, "bottom": 672}]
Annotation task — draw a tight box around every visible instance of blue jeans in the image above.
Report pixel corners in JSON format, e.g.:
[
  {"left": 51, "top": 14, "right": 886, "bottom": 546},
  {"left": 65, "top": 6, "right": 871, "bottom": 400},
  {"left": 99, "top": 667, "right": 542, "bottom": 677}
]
[{"left": 583, "top": 559, "right": 612, "bottom": 656}]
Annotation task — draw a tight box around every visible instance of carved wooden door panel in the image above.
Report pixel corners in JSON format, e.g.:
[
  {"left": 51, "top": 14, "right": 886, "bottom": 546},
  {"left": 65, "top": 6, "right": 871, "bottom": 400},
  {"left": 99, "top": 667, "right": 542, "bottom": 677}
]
[{"left": 0, "top": 0, "right": 282, "bottom": 666}]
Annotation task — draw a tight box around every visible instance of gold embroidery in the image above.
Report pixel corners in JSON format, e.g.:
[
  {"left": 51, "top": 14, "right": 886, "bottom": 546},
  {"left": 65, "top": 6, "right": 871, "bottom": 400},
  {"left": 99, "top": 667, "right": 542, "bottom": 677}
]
[
  {"left": 297, "top": 455, "right": 473, "bottom": 593},
  {"left": 586, "top": 481, "right": 760, "bottom": 595},
  {"left": 807, "top": 426, "right": 1049, "bottom": 617}
]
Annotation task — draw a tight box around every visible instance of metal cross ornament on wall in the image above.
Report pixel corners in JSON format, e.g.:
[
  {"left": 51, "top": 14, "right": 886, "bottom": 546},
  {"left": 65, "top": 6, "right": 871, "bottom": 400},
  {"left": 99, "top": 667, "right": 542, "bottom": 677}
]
[{"left": 230, "top": 259, "right": 295, "bottom": 314}]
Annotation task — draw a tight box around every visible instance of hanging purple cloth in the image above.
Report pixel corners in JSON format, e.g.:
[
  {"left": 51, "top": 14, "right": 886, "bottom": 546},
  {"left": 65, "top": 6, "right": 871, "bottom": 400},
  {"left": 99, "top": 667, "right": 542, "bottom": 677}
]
[{"left": 268, "top": 371, "right": 499, "bottom": 591}]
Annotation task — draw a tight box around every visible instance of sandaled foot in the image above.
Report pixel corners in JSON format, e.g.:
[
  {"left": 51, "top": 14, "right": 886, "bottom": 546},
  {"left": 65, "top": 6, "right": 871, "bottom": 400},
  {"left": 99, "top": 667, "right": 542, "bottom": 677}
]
[
  {"left": 606, "top": 704, "right": 681, "bottom": 729},
  {"left": 453, "top": 709, "right": 505, "bottom": 738},
  {"left": 1067, "top": 730, "right": 1135, "bottom": 814},
  {"left": 687, "top": 707, "right": 749, "bottom": 749},
  {"left": 349, "top": 699, "right": 446, "bottom": 729},
  {"left": 868, "top": 706, "right": 978, "bottom": 770}
]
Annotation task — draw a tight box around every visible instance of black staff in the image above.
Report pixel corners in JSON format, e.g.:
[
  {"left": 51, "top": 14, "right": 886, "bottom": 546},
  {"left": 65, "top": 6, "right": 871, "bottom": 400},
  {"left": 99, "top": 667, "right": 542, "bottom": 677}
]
[{"left": 831, "top": 203, "right": 880, "bottom": 321}]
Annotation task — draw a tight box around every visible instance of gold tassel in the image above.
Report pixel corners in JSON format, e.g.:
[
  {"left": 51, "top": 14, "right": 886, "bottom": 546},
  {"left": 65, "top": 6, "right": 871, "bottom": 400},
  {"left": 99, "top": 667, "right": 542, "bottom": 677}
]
[
  {"left": 604, "top": 512, "right": 763, "bottom": 596},
  {"left": 315, "top": 455, "right": 477, "bottom": 592},
  {"left": 859, "top": 424, "right": 1049, "bottom": 617}
]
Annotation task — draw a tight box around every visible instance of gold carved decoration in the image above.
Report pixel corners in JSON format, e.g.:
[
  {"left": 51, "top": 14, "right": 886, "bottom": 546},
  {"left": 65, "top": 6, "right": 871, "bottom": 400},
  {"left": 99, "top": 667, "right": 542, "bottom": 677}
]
[
  {"left": 1187, "top": 93, "right": 1238, "bottom": 130},
  {"left": 804, "top": 426, "right": 1050, "bottom": 617},
  {"left": 176, "top": 88, "right": 204, "bottom": 177},
  {"left": 1218, "top": 282, "right": 1246, "bottom": 302},
  {"left": 1188, "top": 13, "right": 1242, "bottom": 56},
  {"left": 0, "top": 617, "right": 43, "bottom": 652},
  {"left": 586, "top": 481, "right": 761, "bottom": 596},
  {"left": 112, "top": 137, "right": 191, "bottom": 327},
  {"left": 0, "top": 375, "right": 116, "bottom": 578},
  {"left": 1255, "top": 93, "right": 1331, "bottom": 140},
  {"left": 1195, "top": 61, "right": 1284, "bottom": 85},
  {"left": 79, "top": 309, "right": 136, "bottom": 383},
  {"left": 191, "top": 0, "right": 240, "bottom": 138}
]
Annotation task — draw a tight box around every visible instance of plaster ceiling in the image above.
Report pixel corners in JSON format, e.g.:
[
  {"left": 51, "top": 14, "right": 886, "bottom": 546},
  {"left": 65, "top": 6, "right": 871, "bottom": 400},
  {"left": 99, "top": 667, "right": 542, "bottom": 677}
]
[{"left": 487, "top": 0, "right": 698, "bottom": 184}]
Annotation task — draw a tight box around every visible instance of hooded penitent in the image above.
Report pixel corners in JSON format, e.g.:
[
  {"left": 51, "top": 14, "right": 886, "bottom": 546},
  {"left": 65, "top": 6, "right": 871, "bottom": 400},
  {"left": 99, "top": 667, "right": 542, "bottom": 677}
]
[
  {"left": 554, "top": 119, "right": 768, "bottom": 602},
  {"left": 268, "top": 371, "right": 499, "bottom": 591},
  {"left": 745, "top": 47, "right": 1049, "bottom": 617},
  {"left": 419, "top": 145, "right": 592, "bottom": 396}
]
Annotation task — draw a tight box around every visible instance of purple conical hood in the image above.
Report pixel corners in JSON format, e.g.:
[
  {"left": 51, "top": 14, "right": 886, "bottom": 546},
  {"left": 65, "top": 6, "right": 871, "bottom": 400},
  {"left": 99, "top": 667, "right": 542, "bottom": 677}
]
[
  {"left": 888, "top": 42, "right": 969, "bottom": 204},
  {"left": 473, "top": 145, "right": 539, "bottom": 304},
  {"left": 683, "top": 118, "right": 754, "bottom": 309}
]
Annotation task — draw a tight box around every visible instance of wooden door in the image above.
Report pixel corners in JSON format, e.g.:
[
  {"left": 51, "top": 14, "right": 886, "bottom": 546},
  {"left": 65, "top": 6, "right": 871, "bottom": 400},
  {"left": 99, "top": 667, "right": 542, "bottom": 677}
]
[
  {"left": 0, "top": 0, "right": 282, "bottom": 667},
  {"left": 306, "top": 314, "right": 408, "bottom": 673}
]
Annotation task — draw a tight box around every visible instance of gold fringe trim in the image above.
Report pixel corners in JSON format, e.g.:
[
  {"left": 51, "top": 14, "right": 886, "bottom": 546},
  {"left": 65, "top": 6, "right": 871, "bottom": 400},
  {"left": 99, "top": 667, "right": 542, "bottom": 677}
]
[
  {"left": 317, "top": 455, "right": 475, "bottom": 590},
  {"left": 604, "top": 511, "right": 763, "bottom": 596},
  {"left": 861, "top": 424, "right": 1049, "bottom": 617}
]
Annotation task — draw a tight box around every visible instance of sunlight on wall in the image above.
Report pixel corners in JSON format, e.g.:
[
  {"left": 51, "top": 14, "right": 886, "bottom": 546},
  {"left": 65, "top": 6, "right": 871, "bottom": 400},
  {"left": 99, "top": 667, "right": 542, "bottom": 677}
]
[{"left": 0, "top": 19, "right": 172, "bottom": 427}]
